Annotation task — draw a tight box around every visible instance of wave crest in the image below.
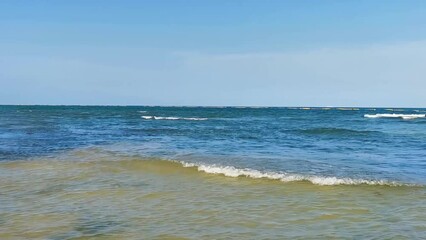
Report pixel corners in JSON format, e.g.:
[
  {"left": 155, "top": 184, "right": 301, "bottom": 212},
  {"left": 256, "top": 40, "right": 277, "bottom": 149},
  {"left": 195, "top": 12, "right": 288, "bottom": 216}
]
[
  {"left": 141, "top": 116, "right": 208, "bottom": 121},
  {"left": 180, "top": 162, "right": 406, "bottom": 186},
  {"left": 364, "top": 113, "right": 425, "bottom": 120}
]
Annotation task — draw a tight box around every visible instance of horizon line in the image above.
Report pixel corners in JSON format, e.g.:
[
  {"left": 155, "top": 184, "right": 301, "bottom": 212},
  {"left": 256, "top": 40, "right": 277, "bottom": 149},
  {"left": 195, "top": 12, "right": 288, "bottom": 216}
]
[{"left": 0, "top": 104, "right": 424, "bottom": 109}]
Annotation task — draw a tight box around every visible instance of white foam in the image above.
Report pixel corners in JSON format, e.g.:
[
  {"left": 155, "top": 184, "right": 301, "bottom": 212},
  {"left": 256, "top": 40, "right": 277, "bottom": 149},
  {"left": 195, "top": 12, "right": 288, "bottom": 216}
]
[
  {"left": 180, "top": 162, "right": 403, "bottom": 186},
  {"left": 414, "top": 110, "right": 426, "bottom": 113},
  {"left": 364, "top": 113, "right": 425, "bottom": 119},
  {"left": 182, "top": 117, "right": 208, "bottom": 121},
  {"left": 141, "top": 116, "right": 208, "bottom": 121},
  {"left": 154, "top": 116, "right": 180, "bottom": 120}
]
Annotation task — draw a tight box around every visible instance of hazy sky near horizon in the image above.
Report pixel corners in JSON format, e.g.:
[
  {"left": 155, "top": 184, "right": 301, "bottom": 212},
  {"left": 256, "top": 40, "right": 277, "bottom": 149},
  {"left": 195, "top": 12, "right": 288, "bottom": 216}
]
[{"left": 1, "top": 0, "right": 426, "bottom": 107}]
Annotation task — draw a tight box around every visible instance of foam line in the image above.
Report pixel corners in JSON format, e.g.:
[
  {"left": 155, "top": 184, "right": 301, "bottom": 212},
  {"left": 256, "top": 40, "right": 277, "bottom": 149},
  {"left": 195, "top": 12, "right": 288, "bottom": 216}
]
[
  {"left": 364, "top": 113, "right": 425, "bottom": 120},
  {"left": 141, "top": 116, "right": 208, "bottom": 121},
  {"left": 179, "top": 162, "right": 408, "bottom": 186}
]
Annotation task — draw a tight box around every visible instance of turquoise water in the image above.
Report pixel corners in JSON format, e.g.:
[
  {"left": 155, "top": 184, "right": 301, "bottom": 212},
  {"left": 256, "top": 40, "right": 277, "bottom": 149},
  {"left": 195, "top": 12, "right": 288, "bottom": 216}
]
[{"left": 0, "top": 106, "right": 425, "bottom": 239}]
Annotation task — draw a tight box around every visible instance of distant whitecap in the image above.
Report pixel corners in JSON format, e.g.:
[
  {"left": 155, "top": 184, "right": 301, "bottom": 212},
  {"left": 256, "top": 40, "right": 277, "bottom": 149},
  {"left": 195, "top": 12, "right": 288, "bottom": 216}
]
[
  {"left": 141, "top": 115, "right": 208, "bottom": 121},
  {"left": 364, "top": 113, "right": 425, "bottom": 120}
]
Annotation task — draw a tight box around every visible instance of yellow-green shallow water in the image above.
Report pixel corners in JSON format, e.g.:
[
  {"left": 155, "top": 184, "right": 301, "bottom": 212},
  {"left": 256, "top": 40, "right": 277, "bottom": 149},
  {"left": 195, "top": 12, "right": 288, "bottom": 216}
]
[{"left": 1, "top": 151, "right": 425, "bottom": 239}]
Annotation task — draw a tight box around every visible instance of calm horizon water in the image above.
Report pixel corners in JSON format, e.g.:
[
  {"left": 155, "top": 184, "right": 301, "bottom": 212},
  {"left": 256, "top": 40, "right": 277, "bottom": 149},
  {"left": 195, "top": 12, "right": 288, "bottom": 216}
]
[{"left": 1, "top": 105, "right": 425, "bottom": 239}]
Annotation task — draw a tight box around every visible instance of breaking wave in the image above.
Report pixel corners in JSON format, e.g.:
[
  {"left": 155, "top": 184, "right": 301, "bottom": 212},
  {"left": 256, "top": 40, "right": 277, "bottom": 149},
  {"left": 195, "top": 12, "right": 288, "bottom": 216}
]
[
  {"left": 53, "top": 147, "right": 420, "bottom": 187},
  {"left": 178, "top": 161, "right": 409, "bottom": 186},
  {"left": 364, "top": 113, "right": 425, "bottom": 120},
  {"left": 141, "top": 116, "right": 208, "bottom": 121}
]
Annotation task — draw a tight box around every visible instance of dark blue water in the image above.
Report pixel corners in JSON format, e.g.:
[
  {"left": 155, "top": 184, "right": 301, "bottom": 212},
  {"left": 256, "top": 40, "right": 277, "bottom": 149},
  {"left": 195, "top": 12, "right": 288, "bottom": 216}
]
[{"left": 1, "top": 105, "right": 425, "bottom": 184}]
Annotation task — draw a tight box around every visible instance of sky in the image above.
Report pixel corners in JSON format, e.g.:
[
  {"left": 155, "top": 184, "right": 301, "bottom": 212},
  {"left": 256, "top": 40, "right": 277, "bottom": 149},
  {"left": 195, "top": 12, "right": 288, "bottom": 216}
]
[{"left": 1, "top": 0, "right": 426, "bottom": 107}]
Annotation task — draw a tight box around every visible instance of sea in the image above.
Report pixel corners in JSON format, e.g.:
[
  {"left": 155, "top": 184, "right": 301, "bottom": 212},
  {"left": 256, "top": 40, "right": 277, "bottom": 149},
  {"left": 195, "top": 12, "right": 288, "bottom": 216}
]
[{"left": 0, "top": 105, "right": 425, "bottom": 239}]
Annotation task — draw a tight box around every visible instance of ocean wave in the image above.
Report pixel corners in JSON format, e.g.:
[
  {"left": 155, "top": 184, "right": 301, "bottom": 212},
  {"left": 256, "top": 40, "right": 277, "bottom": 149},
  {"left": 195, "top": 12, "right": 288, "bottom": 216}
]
[
  {"left": 59, "top": 147, "right": 419, "bottom": 187},
  {"left": 141, "top": 116, "right": 208, "bottom": 121},
  {"left": 299, "top": 127, "right": 378, "bottom": 136},
  {"left": 337, "top": 107, "right": 359, "bottom": 111},
  {"left": 364, "top": 113, "right": 425, "bottom": 120},
  {"left": 385, "top": 108, "right": 405, "bottom": 112},
  {"left": 179, "top": 161, "right": 407, "bottom": 186}
]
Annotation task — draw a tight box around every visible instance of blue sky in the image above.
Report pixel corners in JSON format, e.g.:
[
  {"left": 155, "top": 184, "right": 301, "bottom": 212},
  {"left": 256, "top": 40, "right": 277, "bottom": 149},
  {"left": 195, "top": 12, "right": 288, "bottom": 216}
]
[{"left": 1, "top": 0, "right": 426, "bottom": 107}]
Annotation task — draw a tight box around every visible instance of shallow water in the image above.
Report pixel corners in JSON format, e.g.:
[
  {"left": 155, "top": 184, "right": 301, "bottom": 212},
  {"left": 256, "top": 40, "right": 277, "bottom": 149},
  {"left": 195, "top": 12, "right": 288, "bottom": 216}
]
[
  {"left": 1, "top": 150, "right": 425, "bottom": 239},
  {"left": 0, "top": 106, "right": 425, "bottom": 238}
]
